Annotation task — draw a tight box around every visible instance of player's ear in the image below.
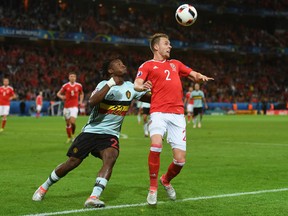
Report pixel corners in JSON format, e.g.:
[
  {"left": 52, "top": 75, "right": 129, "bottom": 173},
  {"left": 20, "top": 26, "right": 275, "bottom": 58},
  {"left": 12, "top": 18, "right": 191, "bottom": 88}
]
[{"left": 107, "top": 67, "right": 113, "bottom": 76}]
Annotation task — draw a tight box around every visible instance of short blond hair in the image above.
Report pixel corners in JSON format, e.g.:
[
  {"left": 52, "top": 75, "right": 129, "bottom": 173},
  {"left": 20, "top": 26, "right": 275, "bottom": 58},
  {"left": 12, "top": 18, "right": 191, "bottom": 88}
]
[{"left": 149, "top": 33, "right": 169, "bottom": 52}]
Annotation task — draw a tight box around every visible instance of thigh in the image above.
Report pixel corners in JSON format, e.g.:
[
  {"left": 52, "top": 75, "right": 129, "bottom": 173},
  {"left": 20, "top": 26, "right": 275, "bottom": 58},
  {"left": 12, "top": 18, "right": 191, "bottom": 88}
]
[
  {"left": 67, "top": 133, "right": 119, "bottom": 159},
  {"left": 166, "top": 114, "right": 186, "bottom": 151},
  {"left": 149, "top": 112, "right": 167, "bottom": 137},
  {"left": 69, "top": 107, "right": 79, "bottom": 118}
]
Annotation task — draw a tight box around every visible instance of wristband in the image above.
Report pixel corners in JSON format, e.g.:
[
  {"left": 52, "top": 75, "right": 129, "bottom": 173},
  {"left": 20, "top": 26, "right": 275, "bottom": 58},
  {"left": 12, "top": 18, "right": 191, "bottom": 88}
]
[{"left": 106, "top": 77, "right": 116, "bottom": 87}]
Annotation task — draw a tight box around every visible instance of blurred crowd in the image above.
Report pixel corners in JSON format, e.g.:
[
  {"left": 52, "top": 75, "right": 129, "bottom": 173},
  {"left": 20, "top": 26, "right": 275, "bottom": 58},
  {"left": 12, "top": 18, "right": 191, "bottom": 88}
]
[
  {"left": 0, "top": 44, "right": 287, "bottom": 104},
  {"left": 0, "top": 0, "right": 287, "bottom": 47},
  {"left": 0, "top": 0, "right": 287, "bottom": 105}
]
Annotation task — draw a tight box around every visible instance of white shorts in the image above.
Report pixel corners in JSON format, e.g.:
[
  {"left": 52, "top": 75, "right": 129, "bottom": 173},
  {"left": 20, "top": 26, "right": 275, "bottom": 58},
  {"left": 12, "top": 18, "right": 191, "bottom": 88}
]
[
  {"left": 36, "top": 105, "right": 42, "bottom": 112},
  {"left": 63, "top": 107, "right": 78, "bottom": 119},
  {"left": 149, "top": 112, "right": 186, "bottom": 151},
  {"left": 187, "top": 104, "right": 194, "bottom": 113},
  {"left": 0, "top": 105, "right": 10, "bottom": 116}
]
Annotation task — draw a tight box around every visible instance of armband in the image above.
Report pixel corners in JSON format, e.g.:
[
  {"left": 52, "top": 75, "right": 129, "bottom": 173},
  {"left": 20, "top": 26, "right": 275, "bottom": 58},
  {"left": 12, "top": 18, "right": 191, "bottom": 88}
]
[{"left": 106, "top": 77, "right": 116, "bottom": 88}]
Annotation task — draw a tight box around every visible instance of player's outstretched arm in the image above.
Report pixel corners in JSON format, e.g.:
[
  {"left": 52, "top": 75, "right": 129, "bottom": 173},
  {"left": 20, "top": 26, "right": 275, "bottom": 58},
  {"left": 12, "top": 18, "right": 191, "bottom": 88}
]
[{"left": 188, "top": 70, "right": 214, "bottom": 83}]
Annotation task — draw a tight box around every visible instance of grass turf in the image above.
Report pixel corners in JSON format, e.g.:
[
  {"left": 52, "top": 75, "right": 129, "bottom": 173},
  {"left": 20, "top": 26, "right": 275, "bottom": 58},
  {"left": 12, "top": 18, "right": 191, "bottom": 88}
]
[{"left": 0, "top": 115, "right": 287, "bottom": 216}]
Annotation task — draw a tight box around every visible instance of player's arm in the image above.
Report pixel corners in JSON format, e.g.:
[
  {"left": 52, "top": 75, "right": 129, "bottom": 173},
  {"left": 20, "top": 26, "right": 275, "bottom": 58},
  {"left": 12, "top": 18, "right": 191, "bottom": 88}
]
[
  {"left": 202, "top": 95, "right": 208, "bottom": 109},
  {"left": 183, "top": 95, "right": 188, "bottom": 105},
  {"left": 56, "top": 89, "right": 65, "bottom": 100},
  {"left": 134, "top": 78, "right": 152, "bottom": 92},
  {"left": 89, "top": 78, "right": 116, "bottom": 107},
  {"left": 79, "top": 90, "right": 84, "bottom": 105},
  {"left": 10, "top": 93, "right": 17, "bottom": 100},
  {"left": 188, "top": 70, "right": 214, "bottom": 83}
]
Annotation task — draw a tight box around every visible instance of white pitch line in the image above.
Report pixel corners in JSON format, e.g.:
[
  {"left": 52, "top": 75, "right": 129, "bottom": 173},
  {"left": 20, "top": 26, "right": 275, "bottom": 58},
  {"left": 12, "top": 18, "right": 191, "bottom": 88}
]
[{"left": 23, "top": 187, "right": 288, "bottom": 216}]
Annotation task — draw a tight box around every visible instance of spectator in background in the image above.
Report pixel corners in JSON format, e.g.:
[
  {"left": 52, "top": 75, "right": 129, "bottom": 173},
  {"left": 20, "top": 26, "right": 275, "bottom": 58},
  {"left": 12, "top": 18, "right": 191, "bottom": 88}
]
[{"left": 19, "top": 99, "right": 26, "bottom": 116}]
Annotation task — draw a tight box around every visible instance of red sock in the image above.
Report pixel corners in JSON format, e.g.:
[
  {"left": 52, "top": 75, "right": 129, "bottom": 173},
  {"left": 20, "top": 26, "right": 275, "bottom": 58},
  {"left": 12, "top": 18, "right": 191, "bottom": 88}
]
[
  {"left": 148, "top": 144, "right": 162, "bottom": 191},
  {"left": 165, "top": 161, "right": 184, "bottom": 183},
  {"left": 66, "top": 125, "right": 72, "bottom": 138},
  {"left": 187, "top": 115, "right": 191, "bottom": 121},
  {"left": 2, "top": 119, "right": 7, "bottom": 129}
]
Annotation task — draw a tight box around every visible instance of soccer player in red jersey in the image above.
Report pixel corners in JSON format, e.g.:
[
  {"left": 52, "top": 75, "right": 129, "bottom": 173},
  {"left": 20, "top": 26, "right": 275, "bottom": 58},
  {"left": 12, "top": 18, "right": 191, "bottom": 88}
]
[
  {"left": 57, "top": 72, "right": 84, "bottom": 143},
  {"left": 134, "top": 33, "right": 213, "bottom": 205},
  {"left": 35, "top": 91, "right": 43, "bottom": 118},
  {"left": 0, "top": 78, "right": 16, "bottom": 132},
  {"left": 184, "top": 86, "right": 194, "bottom": 123}
]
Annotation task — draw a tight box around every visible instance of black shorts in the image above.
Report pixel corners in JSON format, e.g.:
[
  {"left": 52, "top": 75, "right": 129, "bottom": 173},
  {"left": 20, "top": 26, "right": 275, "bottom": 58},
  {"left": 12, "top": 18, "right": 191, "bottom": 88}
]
[
  {"left": 193, "top": 107, "right": 203, "bottom": 116},
  {"left": 142, "top": 107, "right": 150, "bottom": 115},
  {"left": 67, "top": 132, "right": 119, "bottom": 159}
]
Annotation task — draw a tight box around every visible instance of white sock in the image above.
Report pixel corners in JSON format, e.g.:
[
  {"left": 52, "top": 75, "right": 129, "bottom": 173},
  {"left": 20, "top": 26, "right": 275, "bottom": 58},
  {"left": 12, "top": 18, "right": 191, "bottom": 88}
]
[
  {"left": 42, "top": 170, "right": 60, "bottom": 190},
  {"left": 144, "top": 123, "right": 148, "bottom": 135},
  {"left": 91, "top": 177, "right": 108, "bottom": 198},
  {"left": 137, "top": 114, "right": 141, "bottom": 124}
]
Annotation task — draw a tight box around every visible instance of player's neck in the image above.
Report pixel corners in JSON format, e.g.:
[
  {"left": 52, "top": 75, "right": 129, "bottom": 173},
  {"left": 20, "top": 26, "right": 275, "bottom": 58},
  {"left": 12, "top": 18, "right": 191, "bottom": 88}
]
[{"left": 153, "top": 53, "right": 167, "bottom": 61}]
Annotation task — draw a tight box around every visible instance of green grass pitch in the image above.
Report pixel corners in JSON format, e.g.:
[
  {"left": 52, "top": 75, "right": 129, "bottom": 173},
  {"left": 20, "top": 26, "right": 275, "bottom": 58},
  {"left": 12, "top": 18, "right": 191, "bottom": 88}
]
[{"left": 0, "top": 115, "right": 287, "bottom": 216}]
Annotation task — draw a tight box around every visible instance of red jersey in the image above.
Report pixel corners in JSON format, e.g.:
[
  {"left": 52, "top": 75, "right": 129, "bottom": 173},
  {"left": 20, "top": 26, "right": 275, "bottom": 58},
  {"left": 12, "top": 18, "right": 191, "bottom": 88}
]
[
  {"left": 0, "top": 85, "right": 15, "bottom": 106},
  {"left": 136, "top": 59, "right": 192, "bottom": 114},
  {"left": 59, "top": 82, "right": 83, "bottom": 108},
  {"left": 36, "top": 95, "right": 43, "bottom": 105},
  {"left": 185, "top": 92, "right": 194, "bottom": 105}
]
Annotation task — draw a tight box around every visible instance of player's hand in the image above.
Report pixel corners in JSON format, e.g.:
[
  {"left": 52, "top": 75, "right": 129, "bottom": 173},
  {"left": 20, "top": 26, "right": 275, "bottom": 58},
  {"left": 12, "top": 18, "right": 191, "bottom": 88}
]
[
  {"left": 197, "top": 73, "right": 214, "bottom": 82},
  {"left": 143, "top": 80, "right": 152, "bottom": 91}
]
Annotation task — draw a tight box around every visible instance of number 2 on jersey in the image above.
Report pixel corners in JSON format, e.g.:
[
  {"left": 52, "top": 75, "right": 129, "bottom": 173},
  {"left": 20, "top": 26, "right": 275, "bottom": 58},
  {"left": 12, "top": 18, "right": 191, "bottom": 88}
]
[{"left": 164, "top": 70, "right": 171, "bottom": 80}]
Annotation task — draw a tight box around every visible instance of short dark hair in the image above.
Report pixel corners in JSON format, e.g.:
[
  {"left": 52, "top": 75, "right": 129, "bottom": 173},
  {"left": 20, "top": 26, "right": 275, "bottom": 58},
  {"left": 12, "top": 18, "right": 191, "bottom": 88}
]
[
  {"left": 69, "top": 71, "right": 76, "bottom": 75},
  {"left": 149, "top": 33, "right": 169, "bottom": 52},
  {"left": 102, "top": 57, "right": 122, "bottom": 76}
]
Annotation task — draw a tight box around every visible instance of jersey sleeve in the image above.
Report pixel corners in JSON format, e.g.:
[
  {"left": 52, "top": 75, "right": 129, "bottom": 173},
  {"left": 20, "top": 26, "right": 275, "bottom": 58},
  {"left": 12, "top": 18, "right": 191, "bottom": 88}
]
[
  {"left": 136, "top": 62, "right": 149, "bottom": 81},
  {"left": 59, "top": 85, "right": 65, "bottom": 93},
  {"left": 177, "top": 60, "right": 193, "bottom": 77},
  {"left": 90, "top": 81, "right": 106, "bottom": 98}
]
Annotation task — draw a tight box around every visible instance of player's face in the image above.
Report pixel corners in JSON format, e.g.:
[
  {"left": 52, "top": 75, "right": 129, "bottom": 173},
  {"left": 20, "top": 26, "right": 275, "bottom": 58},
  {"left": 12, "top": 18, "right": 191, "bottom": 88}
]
[
  {"left": 111, "top": 59, "right": 127, "bottom": 76},
  {"left": 69, "top": 74, "right": 77, "bottom": 83},
  {"left": 157, "top": 37, "right": 172, "bottom": 59},
  {"left": 3, "top": 79, "right": 9, "bottom": 86},
  {"left": 195, "top": 84, "right": 200, "bottom": 90}
]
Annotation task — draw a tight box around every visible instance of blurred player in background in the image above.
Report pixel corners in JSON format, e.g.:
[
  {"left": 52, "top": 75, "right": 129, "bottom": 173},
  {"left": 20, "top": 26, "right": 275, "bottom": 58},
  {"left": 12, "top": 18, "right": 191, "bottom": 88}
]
[
  {"left": 35, "top": 91, "right": 43, "bottom": 118},
  {"left": 0, "top": 78, "right": 16, "bottom": 132},
  {"left": 32, "top": 58, "right": 151, "bottom": 208},
  {"left": 134, "top": 33, "right": 213, "bottom": 205},
  {"left": 183, "top": 86, "right": 194, "bottom": 123},
  {"left": 57, "top": 72, "right": 84, "bottom": 143},
  {"left": 137, "top": 101, "right": 150, "bottom": 137},
  {"left": 190, "top": 83, "right": 208, "bottom": 128}
]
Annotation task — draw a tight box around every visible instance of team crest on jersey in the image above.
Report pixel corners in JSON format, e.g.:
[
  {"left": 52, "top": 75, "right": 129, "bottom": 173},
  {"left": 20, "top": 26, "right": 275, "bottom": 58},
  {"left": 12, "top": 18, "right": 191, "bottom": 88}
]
[
  {"left": 170, "top": 63, "right": 176, "bottom": 72},
  {"left": 73, "top": 147, "right": 78, "bottom": 153},
  {"left": 137, "top": 71, "right": 142, "bottom": 77},
  {"left": 126, "top": 90, "right": 131, "bottom": 99}
]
